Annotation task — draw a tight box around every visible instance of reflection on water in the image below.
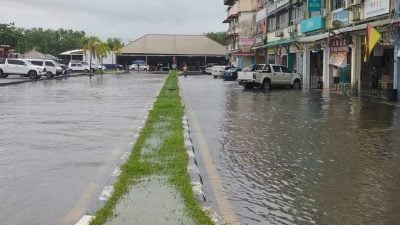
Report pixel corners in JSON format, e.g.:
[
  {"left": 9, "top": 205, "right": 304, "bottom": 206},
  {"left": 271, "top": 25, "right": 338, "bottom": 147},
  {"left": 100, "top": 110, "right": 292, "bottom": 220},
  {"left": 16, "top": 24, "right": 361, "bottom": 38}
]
[
  {"left": 180, "top": 76, "right": 400, "bottom": 225},
  {"left": 0, "top": 74, "right": 165, "bottom": 225}
]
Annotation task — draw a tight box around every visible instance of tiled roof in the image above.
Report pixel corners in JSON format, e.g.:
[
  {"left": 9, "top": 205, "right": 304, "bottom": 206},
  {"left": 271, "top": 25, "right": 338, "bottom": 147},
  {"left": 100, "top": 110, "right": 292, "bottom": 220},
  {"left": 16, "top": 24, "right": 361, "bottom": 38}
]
[{"left": 121, "top": 34, "right": 226, "bottom": 56}]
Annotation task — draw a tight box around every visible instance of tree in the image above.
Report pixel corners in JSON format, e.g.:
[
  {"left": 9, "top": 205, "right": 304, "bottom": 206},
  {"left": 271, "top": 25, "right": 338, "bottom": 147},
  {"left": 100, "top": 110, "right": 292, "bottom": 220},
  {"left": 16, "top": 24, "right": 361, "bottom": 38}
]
[
  {"left": 82, "top": 36, "right": 101, "bottom": 72},
  {"left": 206, "top": 32, "right": 228, "bottom": 46},
  {"left": 106, "top": 38, "right": 124, "bottom": 67}
]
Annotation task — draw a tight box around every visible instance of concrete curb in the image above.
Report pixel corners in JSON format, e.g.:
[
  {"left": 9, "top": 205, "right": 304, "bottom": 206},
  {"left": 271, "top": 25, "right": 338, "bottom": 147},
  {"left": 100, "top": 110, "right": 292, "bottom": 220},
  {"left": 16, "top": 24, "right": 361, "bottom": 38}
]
[{"left": 179, "top": 77, "right": 227, "bottom": 225}]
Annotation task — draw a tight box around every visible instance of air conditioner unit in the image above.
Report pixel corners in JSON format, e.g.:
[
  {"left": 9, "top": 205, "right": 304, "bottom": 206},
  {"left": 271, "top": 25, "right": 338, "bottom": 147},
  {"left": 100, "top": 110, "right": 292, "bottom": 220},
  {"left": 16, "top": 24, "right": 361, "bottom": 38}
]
[
  {"left": 275, "top": 30, "right": 283, "bottom": 37},
  {"left": 288, "top": 26, "right": 296, "bottom": 33},
  {"left": 351, "top": 0, "right": 362, "bottom": 6}
]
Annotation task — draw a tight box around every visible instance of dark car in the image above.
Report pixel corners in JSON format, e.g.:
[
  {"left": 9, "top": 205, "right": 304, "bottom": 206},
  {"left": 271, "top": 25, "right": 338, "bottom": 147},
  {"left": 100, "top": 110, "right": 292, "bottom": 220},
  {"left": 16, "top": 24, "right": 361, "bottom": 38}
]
[
  {"left": 102, "top": 64, "right": 124, "bottom": 70},
  {"left": 222, "top": 67, "right": 241, "bottom": 81}
]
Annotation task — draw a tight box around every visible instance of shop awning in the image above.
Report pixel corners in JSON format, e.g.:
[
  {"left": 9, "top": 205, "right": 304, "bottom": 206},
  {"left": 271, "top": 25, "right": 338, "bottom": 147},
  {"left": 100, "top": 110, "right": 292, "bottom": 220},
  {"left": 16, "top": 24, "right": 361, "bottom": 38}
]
[
  {"left": 329, "top": 52, "right": 347, "bottom": 67},
  {"left": 251, "top": 38, "right": 295, "bottom": 50}
]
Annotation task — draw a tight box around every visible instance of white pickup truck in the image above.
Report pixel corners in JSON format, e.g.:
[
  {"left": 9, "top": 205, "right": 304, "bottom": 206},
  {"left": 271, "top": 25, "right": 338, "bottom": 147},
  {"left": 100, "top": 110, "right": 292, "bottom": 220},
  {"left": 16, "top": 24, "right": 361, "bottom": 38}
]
[
  {"left": 0, "top": 58, "right": 47, "bottom": 79},
  {"left": 253, "top": 64, "right": 302, "bottom": 90}
]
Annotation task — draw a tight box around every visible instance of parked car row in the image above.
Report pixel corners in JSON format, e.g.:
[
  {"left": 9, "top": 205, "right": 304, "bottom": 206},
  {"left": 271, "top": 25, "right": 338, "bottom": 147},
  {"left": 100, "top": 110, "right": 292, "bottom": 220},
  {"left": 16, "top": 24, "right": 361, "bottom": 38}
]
[
  {"left": 0, "top": 58, "right": 48, "bottom": 79},
  {"left": 208, "top": 63, "right": 302, "bottom": 90},
  {"left": 129, "top": 63, "right": 149, "bottom": 71}
]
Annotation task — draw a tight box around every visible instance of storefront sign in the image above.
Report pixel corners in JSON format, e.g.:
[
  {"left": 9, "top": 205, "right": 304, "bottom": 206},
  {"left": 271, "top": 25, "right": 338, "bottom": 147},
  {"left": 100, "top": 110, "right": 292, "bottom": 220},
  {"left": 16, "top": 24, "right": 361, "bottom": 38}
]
[
  {"left": 332, "top": 9, "right": 349, "bottom": 26},
  {"left": 364, "top": 0, "right": 390, "bottom": 19},
  {"left": 329, "top": 37, "right": 350, "bottom": 52},
  {"left": 300, "top": 16, "right": 325, "bottom": 33},
  {"left": 239, "top": 38, "right": 255, "bottom": 46},
  {"left": 254, "top": 34, "right": 265, "bottom": 46},
  {"left": 308, "top": 0, "right": 321, "bottom": 11}
]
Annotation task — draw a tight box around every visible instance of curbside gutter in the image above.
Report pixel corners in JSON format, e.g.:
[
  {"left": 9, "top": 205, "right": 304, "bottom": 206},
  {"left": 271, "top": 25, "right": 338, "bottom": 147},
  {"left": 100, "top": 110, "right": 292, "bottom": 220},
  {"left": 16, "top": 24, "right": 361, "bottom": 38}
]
[{"left": 179, "top": 90, "right": 227, "bottom": 225}]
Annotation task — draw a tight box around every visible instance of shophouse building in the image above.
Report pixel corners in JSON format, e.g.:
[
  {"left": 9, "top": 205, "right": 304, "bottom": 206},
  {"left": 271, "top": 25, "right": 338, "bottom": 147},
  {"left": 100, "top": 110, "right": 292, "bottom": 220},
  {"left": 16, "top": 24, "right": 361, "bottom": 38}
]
[
  {"left": 223, "top": 0, "right": 400, "bottom": 100},
  {"left": 223, "top": 0, "right": 258, "bottom": 68}
]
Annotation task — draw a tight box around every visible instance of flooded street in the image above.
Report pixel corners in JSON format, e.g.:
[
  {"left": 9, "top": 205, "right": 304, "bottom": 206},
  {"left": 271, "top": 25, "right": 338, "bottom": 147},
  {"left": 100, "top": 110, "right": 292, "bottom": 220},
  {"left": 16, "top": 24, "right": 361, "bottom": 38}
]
[
  {"left": 0, "top": 73, "right": 165, "bottom": 225},
  {"left": 180, "top": 76, "right": 400, "bottom": 225}
]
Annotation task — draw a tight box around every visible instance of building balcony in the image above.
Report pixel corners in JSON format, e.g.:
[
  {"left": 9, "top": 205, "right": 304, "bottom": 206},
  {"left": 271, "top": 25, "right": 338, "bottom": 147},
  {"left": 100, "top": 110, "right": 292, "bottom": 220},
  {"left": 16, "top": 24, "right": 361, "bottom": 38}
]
[{"left": 266, "top": 0, "right": 290, "bottom": 16}]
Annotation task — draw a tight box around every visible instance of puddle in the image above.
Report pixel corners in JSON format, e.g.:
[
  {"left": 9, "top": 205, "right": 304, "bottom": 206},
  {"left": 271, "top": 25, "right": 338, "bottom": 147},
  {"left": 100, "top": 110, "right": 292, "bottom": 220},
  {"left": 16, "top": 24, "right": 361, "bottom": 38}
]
[{"left": 105, "top": 176, "right": 195, "bottom": 225}]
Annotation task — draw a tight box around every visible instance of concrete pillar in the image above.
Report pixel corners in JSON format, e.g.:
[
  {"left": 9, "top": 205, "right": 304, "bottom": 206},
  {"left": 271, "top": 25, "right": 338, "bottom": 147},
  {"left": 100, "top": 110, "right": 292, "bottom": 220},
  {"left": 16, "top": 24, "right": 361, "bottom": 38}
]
[
  {"left": 351, "top": 35, "right": 361, "bottom": 91},
  {"left": 322, "top": 46, "right": 330, "bottom": 89},
  {"left": 394, "top": 42, "right": 400, "bottom": 99},
  {"left": 302, "top": 44, "right": 310, "bottom": 89}
]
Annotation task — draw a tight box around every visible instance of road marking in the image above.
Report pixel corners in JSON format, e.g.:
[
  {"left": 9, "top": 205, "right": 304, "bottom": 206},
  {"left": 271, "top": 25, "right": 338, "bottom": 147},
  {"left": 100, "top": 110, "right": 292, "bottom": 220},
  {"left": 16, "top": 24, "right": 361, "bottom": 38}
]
[
  {"left": 75, "top": 215, "right": 94, "bottom": 225},
  {"left": 183, "top": 97, "right": 240, "bottom": 225}
]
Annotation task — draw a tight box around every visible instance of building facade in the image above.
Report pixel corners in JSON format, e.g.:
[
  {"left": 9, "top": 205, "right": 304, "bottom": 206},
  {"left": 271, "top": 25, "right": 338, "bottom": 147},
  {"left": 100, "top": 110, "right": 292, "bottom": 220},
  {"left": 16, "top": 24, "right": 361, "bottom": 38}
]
[{"left": 222, "top": 0, "right": 400, "bottom": 100}]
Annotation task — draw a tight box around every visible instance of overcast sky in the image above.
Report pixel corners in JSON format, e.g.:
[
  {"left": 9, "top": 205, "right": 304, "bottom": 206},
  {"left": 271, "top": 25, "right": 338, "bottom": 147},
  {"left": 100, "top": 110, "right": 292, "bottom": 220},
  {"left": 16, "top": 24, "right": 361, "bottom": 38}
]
[{"left": 0, "top": 0, "right": 228, "bottom": 43}]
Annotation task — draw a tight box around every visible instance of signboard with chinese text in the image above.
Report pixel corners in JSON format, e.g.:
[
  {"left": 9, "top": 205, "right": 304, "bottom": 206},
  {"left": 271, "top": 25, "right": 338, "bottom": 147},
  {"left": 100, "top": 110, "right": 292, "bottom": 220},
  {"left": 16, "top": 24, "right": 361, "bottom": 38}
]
[
  {"left": 239, "top": 38, "right": 255, "bottom": 46},
  {"left": 332, "top": 9, "right": 349, "bottom": 26},
  {"left": 308, "top": 0, "right": 321, "bottom": 11},
  {"left": 364, "top": 0, "right": 390, "bottom": 18}
]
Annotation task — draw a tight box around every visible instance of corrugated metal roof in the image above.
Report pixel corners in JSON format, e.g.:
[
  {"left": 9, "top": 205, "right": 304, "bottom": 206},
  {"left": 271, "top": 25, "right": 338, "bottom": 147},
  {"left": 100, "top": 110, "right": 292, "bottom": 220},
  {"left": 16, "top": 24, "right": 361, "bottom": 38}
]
[{"left": 121, "top": 34, "right": 226, "bottom": 56}]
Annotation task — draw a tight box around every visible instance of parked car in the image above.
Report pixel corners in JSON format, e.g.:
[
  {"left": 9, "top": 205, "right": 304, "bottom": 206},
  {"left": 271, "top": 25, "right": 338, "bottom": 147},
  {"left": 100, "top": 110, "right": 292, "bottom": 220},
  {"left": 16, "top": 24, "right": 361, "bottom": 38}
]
[
  {"left": 27, "top": 59, "right": 63, "bottom": 78},
  {"left": 102, "top": 64, "right": 124, "bottom": 70},
  {"left": 203, "top": 63, "right": 219, "bottom": 74},
  {"left": 129, "top": 64, "right": 149, "bottom": 71},
  {"left": 252, "top": 64, "right": 302, "bottom": 90},
  {"left": 211, "top": 66, "right": 231, "bottom": 78},
  {"left": 222, "top": 67, "right": 241, "bottom": 81},
  {"left": 0, "top": 58, "right": 47, "bottom": 79}
]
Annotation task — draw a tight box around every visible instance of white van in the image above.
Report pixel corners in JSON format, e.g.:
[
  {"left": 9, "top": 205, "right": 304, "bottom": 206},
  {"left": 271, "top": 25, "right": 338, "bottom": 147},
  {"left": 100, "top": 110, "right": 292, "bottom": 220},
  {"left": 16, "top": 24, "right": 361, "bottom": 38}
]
[{"left": 27, "top": 59, "right": 63, "bottom": 78}]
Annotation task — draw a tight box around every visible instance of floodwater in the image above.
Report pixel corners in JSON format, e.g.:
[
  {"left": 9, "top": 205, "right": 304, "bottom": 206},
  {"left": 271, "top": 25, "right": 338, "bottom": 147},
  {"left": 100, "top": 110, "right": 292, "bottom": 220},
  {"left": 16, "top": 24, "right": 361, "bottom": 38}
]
[
  {"left": 180, "top": 76, "right": 400, "bottom": 225},
  {"left": 0, "top": 73, "right": 165, "bottom": 225}
]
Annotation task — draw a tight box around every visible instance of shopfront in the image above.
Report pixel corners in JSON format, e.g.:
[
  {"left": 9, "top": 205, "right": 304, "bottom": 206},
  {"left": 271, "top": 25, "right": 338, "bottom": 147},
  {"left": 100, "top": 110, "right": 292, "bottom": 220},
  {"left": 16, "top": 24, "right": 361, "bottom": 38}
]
[
  {"left": 360, "top": 31, "right": 394, "bottom": 99},
  {"left": 329, "top": 36, "right": 351, "bottom": 88}
]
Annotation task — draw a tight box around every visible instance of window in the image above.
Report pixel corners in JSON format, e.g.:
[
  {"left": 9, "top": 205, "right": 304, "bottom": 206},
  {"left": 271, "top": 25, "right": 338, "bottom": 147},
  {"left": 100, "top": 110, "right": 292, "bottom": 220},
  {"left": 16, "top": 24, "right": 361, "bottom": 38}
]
[
  {"left": 31, "top": 61, "right": 43, "bottom": 66},
  {"left": 45, "top": 61, "right": 54, "bottom": 66},
  {"left": 281, "top": 66, "right": 290, "bottom": 73},
  {"left": 71, "top": 64, "right": 76, "bottom": 67},
  {"left": 332, "top": 0, "right": 343, "bottom": 10},
  {"left": 290, "top": 5, "right": 305, "bottom": 25},
  {"left": 277, "top": 10, "right": 289, "bottom": 29},
  {"left": 273, "top": 65, "right": 281, "bottom": 72},
  {"left": 8, "top": 59, "right": 19, "bottom": 65},
  {"left": 267, "top": 16, "right": 276, "bottom": 32},
  {"left": 254, "top": 64, "right": 265, "bottom": 71},
  {"left": 263, "top": 65, "right": 271, "bottom": 72}
]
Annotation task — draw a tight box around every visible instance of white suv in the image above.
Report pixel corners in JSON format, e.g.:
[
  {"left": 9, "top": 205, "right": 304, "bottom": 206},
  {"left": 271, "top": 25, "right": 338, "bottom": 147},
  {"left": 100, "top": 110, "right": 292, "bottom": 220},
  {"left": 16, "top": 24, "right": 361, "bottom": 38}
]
[
  {"left": 129, "top": 64, "right": 149, "bottom": 71},
  {"left": 27, "top": 59, "right": 63, "bottom": 78},
  {"left": 211, "top": 66, "right": 231, "bottom": 78},
  {"left": 253, "top": 64, "right": 302, "bottom": 90}
]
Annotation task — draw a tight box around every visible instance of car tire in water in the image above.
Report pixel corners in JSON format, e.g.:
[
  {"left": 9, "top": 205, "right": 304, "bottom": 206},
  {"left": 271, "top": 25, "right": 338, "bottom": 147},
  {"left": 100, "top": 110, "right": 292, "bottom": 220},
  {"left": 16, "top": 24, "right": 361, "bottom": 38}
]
[
  {"left": 292, "top": 79, "right": 301, "bottom": 90},
  {"left": 263, "top": 79, "right": 271, "bottom": 91},
  {"left": 84, "top": 69, "right": 89, "bottom": 73},
  {"left": 29, "top": 71, "right": 38, "bottom": 79},
  {"left": 46, "top": 72, "right": 52, "bottom": 79}
]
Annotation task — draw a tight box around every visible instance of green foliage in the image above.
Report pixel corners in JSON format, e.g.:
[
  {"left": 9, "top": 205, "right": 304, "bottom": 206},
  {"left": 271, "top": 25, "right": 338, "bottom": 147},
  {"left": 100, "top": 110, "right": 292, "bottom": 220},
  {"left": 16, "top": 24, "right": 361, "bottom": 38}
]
[
  {"left": 0, "top": 23, "right": 87, "bottom": 56},
  {"left": 206, "top": 31, "right": 228, "bottom": 46}
]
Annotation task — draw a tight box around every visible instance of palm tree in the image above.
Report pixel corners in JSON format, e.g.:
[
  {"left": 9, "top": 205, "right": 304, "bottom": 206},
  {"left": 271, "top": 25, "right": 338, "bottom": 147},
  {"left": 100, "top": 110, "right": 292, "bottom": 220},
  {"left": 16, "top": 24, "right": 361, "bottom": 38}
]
[
  {"left": 95, "top": 42, "right": 109, "bottom": 73},
  {"left": 82, "top": 36, "right": 101, "bottom": 73},
  {"left": 107, "top": 38, "right": 124, "bottom": 70}
]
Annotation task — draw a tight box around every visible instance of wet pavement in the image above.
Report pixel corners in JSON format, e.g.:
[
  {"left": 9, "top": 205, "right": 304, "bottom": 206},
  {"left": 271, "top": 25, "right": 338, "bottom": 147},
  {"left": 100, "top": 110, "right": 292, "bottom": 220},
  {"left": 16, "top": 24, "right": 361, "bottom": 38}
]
[
  {"left": 180, "top": 75, "right": 400, "bottom": 225},
  {"left": 0, "top": 73, "right": 165, "bottom": 225}
]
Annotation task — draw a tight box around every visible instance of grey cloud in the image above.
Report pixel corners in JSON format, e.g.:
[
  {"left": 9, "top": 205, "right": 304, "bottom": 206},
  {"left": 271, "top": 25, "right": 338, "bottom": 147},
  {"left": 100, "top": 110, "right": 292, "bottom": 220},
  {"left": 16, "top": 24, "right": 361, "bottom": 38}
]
[{"left": 0, "top": 0, "right": 227, "bottom": 42}]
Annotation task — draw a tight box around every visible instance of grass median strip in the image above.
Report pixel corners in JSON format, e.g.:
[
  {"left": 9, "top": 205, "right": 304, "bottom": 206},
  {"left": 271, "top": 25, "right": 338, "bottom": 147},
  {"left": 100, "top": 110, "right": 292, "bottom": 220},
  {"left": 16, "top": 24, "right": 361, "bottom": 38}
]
[{"left": 89, "top": 71, "right": 213, "bottom": 225}]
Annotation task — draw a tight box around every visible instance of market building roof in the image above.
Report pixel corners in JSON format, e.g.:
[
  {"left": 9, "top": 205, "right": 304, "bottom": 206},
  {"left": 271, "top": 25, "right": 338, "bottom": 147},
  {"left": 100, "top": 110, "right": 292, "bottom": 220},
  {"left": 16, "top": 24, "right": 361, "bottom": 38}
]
[
  {"left": 23, "top": 50, "right": 58, "bottom": 60},
  {"left": 121, "top": 34, "right": 226, "bottom": 56}
]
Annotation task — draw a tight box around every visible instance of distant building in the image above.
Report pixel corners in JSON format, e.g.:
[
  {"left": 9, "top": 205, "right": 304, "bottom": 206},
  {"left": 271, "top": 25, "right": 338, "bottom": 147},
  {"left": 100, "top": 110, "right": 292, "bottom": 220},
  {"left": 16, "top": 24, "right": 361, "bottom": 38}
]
[{"left": 119, "top": 34, "right": 227, "bottom": 71}]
